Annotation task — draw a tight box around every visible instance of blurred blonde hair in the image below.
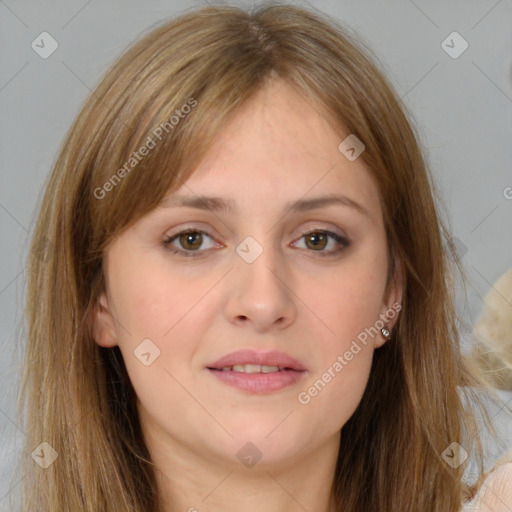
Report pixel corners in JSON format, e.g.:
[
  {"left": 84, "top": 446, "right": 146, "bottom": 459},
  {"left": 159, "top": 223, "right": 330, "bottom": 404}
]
[
  {"left": 470, "top": 269, "right": 512, "bottom": 390},
  {"left": 19, "top": 2, "right": 502, "bottom": 511}
]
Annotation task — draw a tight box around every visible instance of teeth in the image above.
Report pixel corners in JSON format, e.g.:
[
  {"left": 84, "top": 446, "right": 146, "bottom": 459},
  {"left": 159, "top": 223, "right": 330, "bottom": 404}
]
[
  {"left": 261, "top": 365, "right": 280, "bottom": 373},
  {"left": 224, "top": 364, "right": 280, "bottom": 373},
  {"left": 234, "top": 364, "right": 260, "bottom": 373}
]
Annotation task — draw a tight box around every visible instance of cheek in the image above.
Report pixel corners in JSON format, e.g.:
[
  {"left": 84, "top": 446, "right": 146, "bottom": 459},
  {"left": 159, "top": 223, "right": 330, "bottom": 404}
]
[
  {"left": 305, "top": 249, "right": 388, "bottom": 350},
  {"left": 295, "top": 245, "right": 387, "bottom": 426},
  {"left": 108, "top": 251, "right": 225, "bottom": 393},
  {"left": 295, "top": 321, "right": 375, "bottom": 445},
  {"left": 108, "top": 255, "right": 213, "bottom": 422},
  {"left": 108, "top": 250, "right": 212, "bottom": 342}
]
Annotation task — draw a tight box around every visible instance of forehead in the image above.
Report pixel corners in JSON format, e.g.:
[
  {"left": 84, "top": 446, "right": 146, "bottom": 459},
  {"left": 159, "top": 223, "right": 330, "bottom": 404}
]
[{"left": 162, "top": 78, "right": 382, "bottom": 223}]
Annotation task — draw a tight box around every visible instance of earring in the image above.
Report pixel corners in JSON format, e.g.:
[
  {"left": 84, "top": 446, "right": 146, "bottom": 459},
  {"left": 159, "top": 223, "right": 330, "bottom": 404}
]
[{"left": 381, "top": 327, "right": 391, "bottom": 340}]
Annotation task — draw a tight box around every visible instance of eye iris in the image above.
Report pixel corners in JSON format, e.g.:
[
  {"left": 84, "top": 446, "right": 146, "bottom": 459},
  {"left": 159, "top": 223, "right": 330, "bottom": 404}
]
[
  {"left": 305, "top": 232, "right": 327, "bottom": 250},
  {"left": 180, "top": 232, "right": 202, "bottom": 250}
]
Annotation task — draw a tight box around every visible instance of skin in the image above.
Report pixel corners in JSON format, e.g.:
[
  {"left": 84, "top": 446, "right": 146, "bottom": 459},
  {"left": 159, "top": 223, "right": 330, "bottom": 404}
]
[
  {"left": 469, "top": 462, "right": 512, "bottom": 511},
  {"left": 92, "top": 77, "right": 402, "bottom": 512}
]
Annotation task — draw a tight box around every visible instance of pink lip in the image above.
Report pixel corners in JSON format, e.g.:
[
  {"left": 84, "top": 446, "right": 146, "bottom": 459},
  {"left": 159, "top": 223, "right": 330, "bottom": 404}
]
[
  {"left": 206, "top": 349, "right": 307, "bottom": 394},
  {"left": 207, "top": 349, "right": 307, "bottom": 371},
  {"left": 208, "top": 369, "right": 306, "bottom": 393}
]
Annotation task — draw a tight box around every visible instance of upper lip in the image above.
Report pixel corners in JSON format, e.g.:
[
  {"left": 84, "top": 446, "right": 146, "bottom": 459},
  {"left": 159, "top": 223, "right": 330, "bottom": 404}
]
[{"left": 207, "top": 349, "right": 307, "bottom": 371}]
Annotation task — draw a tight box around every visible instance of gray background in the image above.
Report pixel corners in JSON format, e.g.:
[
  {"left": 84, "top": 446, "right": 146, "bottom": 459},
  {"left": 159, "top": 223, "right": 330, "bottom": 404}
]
[{"left": 1, "top": 0, "right": 511, "bottom": 508}]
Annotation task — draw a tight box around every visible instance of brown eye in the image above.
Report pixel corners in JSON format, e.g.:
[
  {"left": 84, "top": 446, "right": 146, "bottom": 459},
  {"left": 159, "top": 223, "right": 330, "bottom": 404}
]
[
  {"left": 163, "top": 229, "right": 218, "bottom": 257},
  {"left": 293, "top": 229, "right": 350, "bottom": 257},
  {"left": 304, "top": 232, "right": 328, "bottom": 251},
  {"left": 179, "top": 232, "right": 203, "bottom": 251}
]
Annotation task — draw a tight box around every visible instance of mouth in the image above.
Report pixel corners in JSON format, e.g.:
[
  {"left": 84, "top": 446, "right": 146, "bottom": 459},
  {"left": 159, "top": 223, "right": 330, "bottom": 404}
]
[
  {"left": 208, "top": 364, "right": 298, "bottom": 373},
  {"left": 206, "top": 350, "right": 307, "bottom": 393}
]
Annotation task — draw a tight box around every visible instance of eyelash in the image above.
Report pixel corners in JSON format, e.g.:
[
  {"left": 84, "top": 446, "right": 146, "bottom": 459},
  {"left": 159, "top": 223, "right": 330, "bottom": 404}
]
[{"left": 162, "top": 228, "right": 350, "bottom": 258}]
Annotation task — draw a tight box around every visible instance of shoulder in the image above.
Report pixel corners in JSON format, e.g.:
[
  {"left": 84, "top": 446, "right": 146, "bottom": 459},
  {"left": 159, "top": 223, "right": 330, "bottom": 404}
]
[{"left": 462, "top": 462, "right": 512, "bottom": 511}]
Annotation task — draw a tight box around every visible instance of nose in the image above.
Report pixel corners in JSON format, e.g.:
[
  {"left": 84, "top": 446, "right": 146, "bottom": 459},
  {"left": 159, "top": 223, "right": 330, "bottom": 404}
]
[{"left": 223, "top": 238, "right": 297, "bottom": 333}]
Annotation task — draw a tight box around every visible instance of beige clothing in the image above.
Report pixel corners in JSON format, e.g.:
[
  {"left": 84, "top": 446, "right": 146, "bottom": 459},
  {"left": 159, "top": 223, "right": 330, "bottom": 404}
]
[{"left": 461, "top": 463, "right": 512, "bottom": 511}]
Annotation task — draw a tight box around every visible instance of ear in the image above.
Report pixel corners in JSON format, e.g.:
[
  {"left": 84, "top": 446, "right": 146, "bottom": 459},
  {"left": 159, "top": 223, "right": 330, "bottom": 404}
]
[
  {"left": 90, "top": 290, "right": 118, "bottom": 348},
  {"left": 375, "top": 257, "right": 403, "bottom": 348}
]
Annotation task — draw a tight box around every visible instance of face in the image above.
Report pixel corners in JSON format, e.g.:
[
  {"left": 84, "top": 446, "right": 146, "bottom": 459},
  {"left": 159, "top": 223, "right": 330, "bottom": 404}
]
[{"left": 92, "top": 78, "right": 401, "bottom": 472}]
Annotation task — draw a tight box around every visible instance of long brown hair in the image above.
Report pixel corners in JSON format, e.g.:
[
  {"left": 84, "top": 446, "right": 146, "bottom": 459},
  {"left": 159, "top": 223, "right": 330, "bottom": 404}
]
[{"left": 19, "top": 3, "right": 500, "bottom": 510}]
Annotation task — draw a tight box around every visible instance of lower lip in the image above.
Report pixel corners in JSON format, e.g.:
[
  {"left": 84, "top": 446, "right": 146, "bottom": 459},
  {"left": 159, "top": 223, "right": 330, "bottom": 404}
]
[{"left": 207, "top": 368, "right": 306, "bottom": 393}]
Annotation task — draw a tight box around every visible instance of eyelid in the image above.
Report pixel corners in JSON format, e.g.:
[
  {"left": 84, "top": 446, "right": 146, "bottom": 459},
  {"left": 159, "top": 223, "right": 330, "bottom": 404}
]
[
  {"left": 162, "top": 227, "right": 221, "bottom": 257},
  {"left": 163, "top": 222, "right": 223, "bottom": 244},
  {"left": 290, "top": 228, "right": 350, "bottom": 257}
]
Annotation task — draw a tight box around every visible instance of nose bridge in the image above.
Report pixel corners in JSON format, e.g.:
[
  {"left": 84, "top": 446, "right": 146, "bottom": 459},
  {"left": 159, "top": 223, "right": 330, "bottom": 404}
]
[
  {"left": 236, "top": 232, "right": 285, "bottom": 294},
  {"left": 225, "top": 232, "right": 295, "bottom": 329}
]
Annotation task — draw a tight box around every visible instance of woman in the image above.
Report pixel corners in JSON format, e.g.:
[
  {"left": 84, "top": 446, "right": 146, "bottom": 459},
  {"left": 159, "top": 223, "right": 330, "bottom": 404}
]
[{"left": 19, "top": 3, "right": 510, "bottom": 511}]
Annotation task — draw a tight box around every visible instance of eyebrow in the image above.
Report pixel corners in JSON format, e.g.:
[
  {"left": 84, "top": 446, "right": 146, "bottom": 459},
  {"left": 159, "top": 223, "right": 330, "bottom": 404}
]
[{"left": 158, "top": 193, "right": 370, "bottom": 217}]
